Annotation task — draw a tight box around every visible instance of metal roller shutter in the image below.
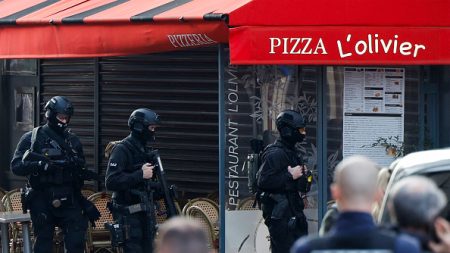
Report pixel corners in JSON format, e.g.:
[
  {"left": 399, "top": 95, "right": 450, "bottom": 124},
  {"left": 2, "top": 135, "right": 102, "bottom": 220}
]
[
  {"left": 39, "top": 59, "right": 96, "bottom": 172},
  {"left": 99, "top": 47, "right": 219, "bottom": 196}
]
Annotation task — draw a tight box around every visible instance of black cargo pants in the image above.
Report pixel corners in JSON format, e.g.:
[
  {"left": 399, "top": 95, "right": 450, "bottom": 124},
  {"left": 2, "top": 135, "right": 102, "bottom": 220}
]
[
  {"left": 261, "top": 193, "right": 308, "bottom": 253},
  {"left": 29, "top": 192, "right": 88, "bottom": 253}
]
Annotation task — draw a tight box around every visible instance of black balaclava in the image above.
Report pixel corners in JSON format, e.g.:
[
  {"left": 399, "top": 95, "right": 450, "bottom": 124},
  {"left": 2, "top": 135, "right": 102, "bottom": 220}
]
[
  {"left": 276, "top": 110, "right": 306, "bottom": 146},
  {"left": 128, "top": 108, "right": 160, "bottom": 145}
]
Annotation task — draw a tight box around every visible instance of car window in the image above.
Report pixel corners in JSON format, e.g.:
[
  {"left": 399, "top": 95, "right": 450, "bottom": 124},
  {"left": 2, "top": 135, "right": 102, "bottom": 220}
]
[
  {"left": 428, "top": 171, "right": 450, "bottom": 220},
  {"left": 379, "top": 170, "right": 450, "bottom": 224}
]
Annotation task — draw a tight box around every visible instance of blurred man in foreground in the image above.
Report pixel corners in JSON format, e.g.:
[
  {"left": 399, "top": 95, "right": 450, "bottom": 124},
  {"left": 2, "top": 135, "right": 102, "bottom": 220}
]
[
  {"left": 291, "top": 155, "right": 420, "bottom": 253},
  {"left": 389, "top": 175, "right": 447, "bottom": 251}
]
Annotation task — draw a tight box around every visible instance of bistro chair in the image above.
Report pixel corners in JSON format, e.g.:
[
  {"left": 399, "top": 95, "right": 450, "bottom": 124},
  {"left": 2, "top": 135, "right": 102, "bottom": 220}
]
[
  {"left": 0, "top": 187, "right": 6, "bottom": 204},
  {"left": 237, "top": 196, "right": 259, "bottom": 210},
  {"left": 155, "top": 199, "right": 182, "bottom": 225},
  {"left": 85, "top": 192, "right": 115, "bottom": 253},
  {"left": 182, "top": 197, "right": 219, "bottom": 248},
  {"left": 2, "top": 189, "right": 22, "bottom": 212},
  {"left": 181, "top": 198, "right": 219, "bottom": 226},
  {"left": 81, "top": 188, "right": 96, "bottom": 199},
  {"left": 206, "top": 191, "right": 219, "bottom": 205},
  {"left": 1, "top": 189, "right": 67, "bottom": 253},
  {"left": 185, "top": 206, "right": 217, "bottom": 249},
  {"left": 2, "top": 189, "right": 25, "bottom": 253}
]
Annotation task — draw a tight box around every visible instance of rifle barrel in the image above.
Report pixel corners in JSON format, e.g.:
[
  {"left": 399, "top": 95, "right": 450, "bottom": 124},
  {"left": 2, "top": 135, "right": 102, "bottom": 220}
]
[{"left": 152, "top": 152, "right": 179, "bottom": 217}]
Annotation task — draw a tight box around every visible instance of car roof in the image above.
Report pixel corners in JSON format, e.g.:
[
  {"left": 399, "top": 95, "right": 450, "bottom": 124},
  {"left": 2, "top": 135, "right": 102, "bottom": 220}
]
[{"left": 391, "top": 148, "right": 450, "bottom": 176}]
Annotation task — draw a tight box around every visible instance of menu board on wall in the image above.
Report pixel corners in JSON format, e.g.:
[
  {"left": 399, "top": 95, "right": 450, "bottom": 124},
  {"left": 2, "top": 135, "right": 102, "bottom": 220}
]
[{"left": 343, "top": 67, "right": 405, "bottom": 166}]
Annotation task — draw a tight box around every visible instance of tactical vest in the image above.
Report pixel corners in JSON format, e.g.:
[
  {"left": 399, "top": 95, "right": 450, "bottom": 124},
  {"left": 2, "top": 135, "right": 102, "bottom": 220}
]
[
  {"left": 28, "top": 126, "right": 83, "bottom": 190},
  {"left": 259, "top": 141, "right": 308, "bottom": 218},
  {"left": 110, "top": 138, "right": 153, "bottom": 205},
  {"left": 260, "top": 141, "right": 307, "bottom": 193}
]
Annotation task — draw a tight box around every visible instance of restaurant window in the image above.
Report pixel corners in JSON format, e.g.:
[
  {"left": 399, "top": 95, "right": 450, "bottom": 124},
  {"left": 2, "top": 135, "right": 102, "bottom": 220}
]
[
  {"left": 2, "top": 59, "right": 37, "bottom": 76},
  {"left": 14, "top": 86, "right": 35, "bottom": 132},
  {"left": 224, "top": 65, "right": 319, "bottom": 252}
]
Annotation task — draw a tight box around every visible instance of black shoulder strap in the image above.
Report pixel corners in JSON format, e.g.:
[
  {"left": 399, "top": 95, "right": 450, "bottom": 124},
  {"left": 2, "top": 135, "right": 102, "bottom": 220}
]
[
  {"left": 263, "top": 142, "right": 284, "bottom": 153},
  {"left": 117, "top": 139, "right": 134, "bottom": 163},
  {"left": 30, "top": 126, "right": 42, "bottom": 152},
  {"left": 263, "top": 142, "right": 291, "bottom": 162}
]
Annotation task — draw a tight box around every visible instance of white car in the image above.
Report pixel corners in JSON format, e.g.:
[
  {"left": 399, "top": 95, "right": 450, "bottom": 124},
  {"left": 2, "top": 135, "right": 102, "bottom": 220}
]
[{"left": 377, "top": 148, "right": 450, "bottom": 224}]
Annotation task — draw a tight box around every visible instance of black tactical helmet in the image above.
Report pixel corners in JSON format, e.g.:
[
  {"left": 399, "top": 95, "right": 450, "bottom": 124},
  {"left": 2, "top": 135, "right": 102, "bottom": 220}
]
[
  {"left": 44, "top": 96, "right": 74, "bottom": 133},
  {"left": 128, "top": 108, "right": 160, "bottom": 142},
  {"left": 276, "top": 110, "right": 306, "bottom": 144}
]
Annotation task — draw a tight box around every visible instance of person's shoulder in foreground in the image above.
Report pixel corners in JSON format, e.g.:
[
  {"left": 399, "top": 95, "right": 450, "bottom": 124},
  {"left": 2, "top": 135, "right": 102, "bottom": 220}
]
[{"left": 290, "top": 229, "right": 422, "bottom": 253}]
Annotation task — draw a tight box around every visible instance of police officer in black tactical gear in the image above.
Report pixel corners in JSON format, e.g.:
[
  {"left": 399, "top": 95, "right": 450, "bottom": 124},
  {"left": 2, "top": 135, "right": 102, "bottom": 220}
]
[
  {"left": 105, "top": 108, "right": 161, "bottom": 253},
  {"left": 257, "top": 109, "right": 310, "bottom": 253},
  {"left": 11, "top": 96, "right": 100, "bottom": 253}
]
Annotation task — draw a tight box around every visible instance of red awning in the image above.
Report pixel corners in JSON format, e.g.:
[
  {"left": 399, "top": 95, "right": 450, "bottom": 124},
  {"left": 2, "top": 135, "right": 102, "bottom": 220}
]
[
  {"left": 228, "top": 0, "right": 450, "bottom": 65},
  {"left": 2, "top": 0, "right": 450, "bottom": 64},
  {"left": 0, "top": 0, "right": 250, "bottom": 59}
]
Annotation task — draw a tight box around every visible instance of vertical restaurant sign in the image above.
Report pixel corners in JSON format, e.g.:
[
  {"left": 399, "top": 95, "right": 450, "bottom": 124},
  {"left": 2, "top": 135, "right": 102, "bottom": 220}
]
[
  {"left": 223, "top": 64, "right": 303, "bottom": 211},
  {"left": 224, "top": 64, "right": 256, "bottom": 211},
  {"left": 343, "top": 67, "right": 405, "bottom": 166},
  {"left": 229, "top": 26, "right": 450, "bottom": 65},
  {"left": 225, "top": 65, "right": 241, "bottom": 210}
]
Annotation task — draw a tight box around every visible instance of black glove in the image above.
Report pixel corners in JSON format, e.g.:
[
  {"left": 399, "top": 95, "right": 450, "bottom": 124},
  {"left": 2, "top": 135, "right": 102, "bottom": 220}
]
[
  {"left": 27, "top": 160, "right": 53, "bottom": 173},
  {"left": 22, "top": 150, "right": 53, "bottom": 172},
  {"left": 81, "top": 198, "right": 101, "bottom": 227}
]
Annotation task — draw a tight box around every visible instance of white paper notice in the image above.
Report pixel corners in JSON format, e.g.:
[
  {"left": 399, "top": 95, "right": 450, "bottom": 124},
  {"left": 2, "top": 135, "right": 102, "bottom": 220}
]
[{"left": 343, "top": 67, "right": 405, "bottom": 166}]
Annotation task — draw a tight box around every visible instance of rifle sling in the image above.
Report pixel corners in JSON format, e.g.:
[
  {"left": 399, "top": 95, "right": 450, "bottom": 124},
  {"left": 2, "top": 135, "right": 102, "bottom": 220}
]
[
  {"left": 30, "top": 126, "right": 41, "bottom": 152},
  {"left": 41, "top": 126, "right": 74, "bottom": 156}
]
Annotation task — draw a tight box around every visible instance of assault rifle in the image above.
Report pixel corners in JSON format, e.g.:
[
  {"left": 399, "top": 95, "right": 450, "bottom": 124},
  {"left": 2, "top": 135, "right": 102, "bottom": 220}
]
[
  {"left": 130, "top": 181, "right": 157, "bottom": 246},
  {"left": 22, "top": 149, "right": 101, "bottom": 182},
  {"left": 122, "top": 150, "right": 178, "bottom": 245},
  {"left": 145, "top": 150, "right": 179, "bottom": 218}
]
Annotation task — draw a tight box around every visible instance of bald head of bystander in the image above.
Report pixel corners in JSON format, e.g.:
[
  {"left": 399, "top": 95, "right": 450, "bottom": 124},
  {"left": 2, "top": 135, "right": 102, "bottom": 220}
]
[
  {"left": 155, "top": 217, "right": 211, "bottom": 253},
  {"left": 331, "top": 155, "right": 380, "bottom": 212}
]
